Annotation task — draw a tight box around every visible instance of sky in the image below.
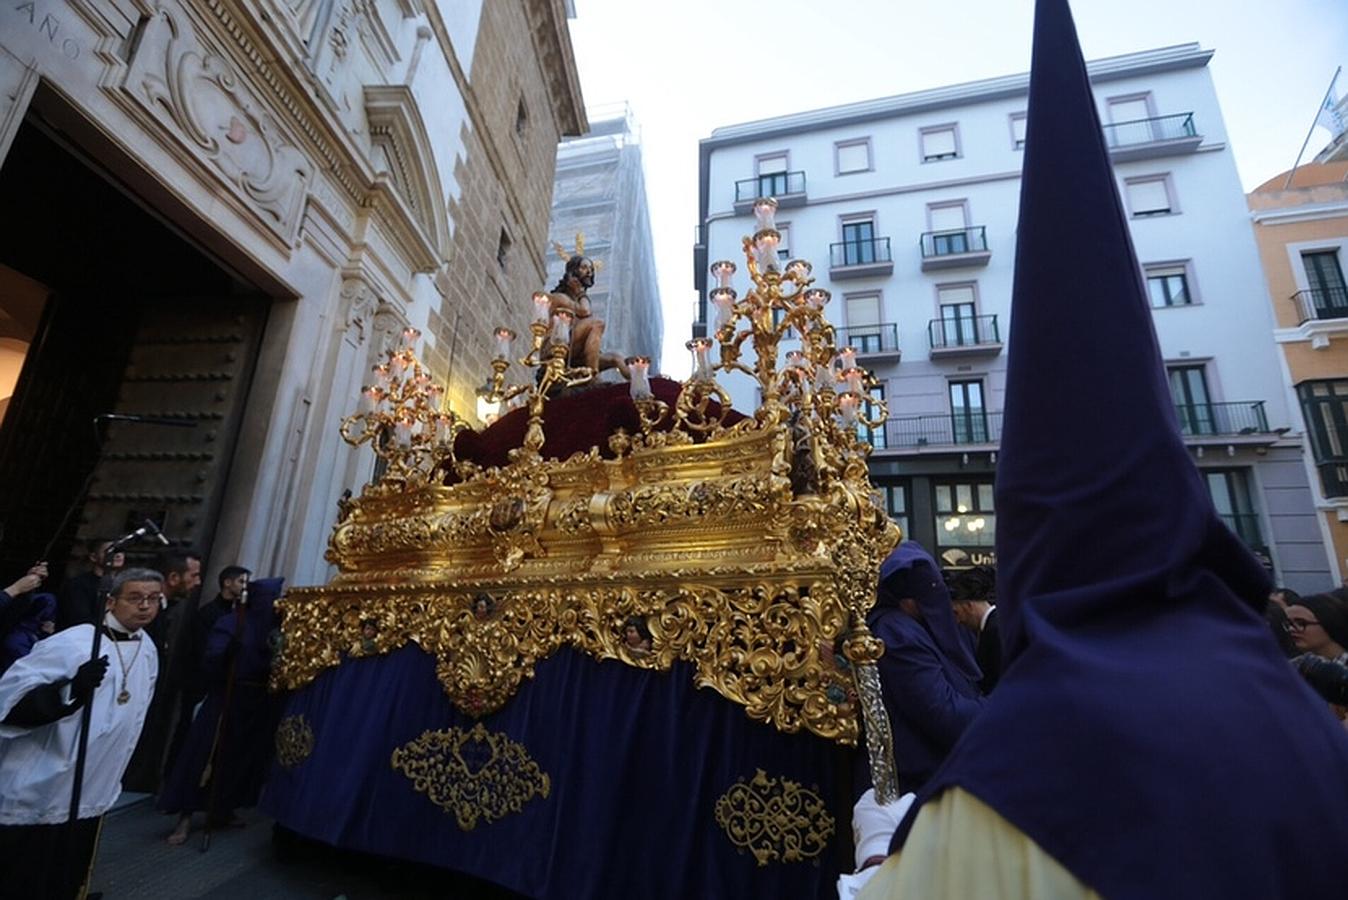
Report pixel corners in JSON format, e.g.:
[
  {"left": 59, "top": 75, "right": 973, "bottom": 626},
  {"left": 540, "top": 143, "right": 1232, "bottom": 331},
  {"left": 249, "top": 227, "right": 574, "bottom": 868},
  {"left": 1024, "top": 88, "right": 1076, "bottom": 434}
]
[{"left": 567, "top": 0, "right": 1348, "bottom": 378}]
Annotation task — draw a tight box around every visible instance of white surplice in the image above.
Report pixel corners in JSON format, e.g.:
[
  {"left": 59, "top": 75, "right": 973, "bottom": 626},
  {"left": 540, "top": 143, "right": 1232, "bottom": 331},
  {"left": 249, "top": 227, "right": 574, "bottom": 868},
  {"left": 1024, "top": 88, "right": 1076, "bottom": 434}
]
[{"left": 0, "top": 616, "right": 158, "bottom": 824}]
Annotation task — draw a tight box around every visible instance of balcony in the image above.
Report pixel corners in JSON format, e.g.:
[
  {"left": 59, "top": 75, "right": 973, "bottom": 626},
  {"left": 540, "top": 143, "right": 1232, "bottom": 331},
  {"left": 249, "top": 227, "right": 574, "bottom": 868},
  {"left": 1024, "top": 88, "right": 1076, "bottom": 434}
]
[
  {"left": 878, "top": 412, "right": 1004, "bottom": 452},
  {"left": 841, "top": 323, "right": 900, "bottom": 363},
  {"left": 1102, "top": 112, "right": 1202, "bottom": 162},
  {"left": 1316, "top": 460, "right": 1348, "bottom": 500},
  {"left": 1175, "top": 401, "right": 1281, "bottom": 446},
  {"left": 1292, "top": 287, "right": 1348, "bottom": 325},
  {"left": 733, "top": 171, "right": 807, "bottom": 213},
  {"left": 920, "top": 226, "right": 991, "bottom": 271},
  {"left": 927, "top": 315, "right": 1002, "bottom": 359},
  {"left": 829, "top": 237, "right": 894, "bottom": 279}
]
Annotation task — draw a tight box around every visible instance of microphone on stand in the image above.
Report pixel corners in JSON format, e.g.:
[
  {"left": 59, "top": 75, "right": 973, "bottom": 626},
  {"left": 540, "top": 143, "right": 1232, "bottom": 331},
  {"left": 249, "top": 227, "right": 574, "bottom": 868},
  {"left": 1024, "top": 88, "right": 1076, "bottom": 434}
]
[{"left": 115, "top": 519, "right": 171, "bottom": 548}]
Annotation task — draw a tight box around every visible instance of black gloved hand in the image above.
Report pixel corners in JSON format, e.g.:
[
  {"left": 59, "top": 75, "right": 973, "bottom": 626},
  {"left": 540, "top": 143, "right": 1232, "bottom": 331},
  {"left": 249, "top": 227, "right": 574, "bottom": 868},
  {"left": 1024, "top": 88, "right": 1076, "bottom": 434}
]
[{"left": 70, "top": 656, "right": 110, "bottom": 701}]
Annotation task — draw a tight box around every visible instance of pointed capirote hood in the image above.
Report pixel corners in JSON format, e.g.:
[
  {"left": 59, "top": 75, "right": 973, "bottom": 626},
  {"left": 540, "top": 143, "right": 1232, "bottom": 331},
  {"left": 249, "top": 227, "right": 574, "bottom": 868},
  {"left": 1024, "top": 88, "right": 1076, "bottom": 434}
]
[
  {"left": 991, "top": 0, "right": 1270, "bottom": 663},
  {"left": 883, "top": 2, "right": 1348, "bottom": 897}
]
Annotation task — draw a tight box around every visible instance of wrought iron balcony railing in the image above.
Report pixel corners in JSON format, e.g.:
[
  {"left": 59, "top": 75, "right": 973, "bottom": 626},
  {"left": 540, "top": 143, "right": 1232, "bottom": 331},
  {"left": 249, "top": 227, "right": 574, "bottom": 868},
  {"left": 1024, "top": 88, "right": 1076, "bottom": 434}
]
[
  {"left": 1173, "top": 401, "right": 1271, "bottom": 437},
  {"left": 1102, "top": 112, "right": 1197, "bottom": 148},
  {"left": 919, "top": 226, "right": 988, "bottom": 259},
  {"left": 927, "top": 314, "right": 1000, "bottom": 350},
  {"left": 734, "top": 171, "right": 806, "bottom": 204},
  {"left": 1292, "top": 287, "right": 1348, "bottom": 325},
  {"left": 883, "top": 412, "right": 1005, "bottom": 449},
  {"left": 829, "top": 237, "right": 893, "bottom": 268},
  {"left": 841, "top": 324, "right": 899, "bottom": 356}
]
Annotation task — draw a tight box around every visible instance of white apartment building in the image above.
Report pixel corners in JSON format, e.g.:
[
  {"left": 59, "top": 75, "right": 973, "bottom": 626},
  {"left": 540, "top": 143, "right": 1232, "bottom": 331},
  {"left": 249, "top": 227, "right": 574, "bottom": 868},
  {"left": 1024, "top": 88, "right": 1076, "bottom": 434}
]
[{"left": 693, "top": 44, "right": 1335, "bottom": 591}]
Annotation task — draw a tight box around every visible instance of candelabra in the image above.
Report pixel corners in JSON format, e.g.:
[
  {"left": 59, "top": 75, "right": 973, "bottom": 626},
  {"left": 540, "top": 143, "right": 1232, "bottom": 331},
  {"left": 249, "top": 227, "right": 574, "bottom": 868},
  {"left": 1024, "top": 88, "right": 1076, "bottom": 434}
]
[
  {"left": 341, "top": 327, "right": 465, "bottom": 484},
  {"left": 704, "top": 197, "right": 889, "bottom": 493}
]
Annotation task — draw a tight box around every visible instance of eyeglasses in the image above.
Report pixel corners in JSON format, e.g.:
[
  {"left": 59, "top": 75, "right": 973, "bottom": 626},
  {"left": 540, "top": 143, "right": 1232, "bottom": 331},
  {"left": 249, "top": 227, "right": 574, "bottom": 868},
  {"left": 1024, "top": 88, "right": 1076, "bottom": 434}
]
[
  {"left": 116, "top": 592, "right": 164, "bottom": 608},
  {"left": 1285, "top": 618, "right": 1320, "bottom": 632}
]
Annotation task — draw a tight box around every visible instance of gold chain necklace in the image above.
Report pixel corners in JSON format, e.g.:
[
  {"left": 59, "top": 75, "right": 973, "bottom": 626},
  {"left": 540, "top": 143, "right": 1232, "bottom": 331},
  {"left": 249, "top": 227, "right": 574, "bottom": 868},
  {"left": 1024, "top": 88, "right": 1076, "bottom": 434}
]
[{"left": 108, "top": 630, "right": 144, "bottom": 705}]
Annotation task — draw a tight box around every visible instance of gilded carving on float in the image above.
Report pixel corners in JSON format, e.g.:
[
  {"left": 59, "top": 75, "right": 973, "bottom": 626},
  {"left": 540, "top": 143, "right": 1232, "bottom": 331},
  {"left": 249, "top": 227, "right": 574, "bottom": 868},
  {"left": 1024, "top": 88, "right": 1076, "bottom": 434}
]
[
  {"left": 391, "top": 723, "right": 551, "bottom": 831},
  {"left": 274, "top": 715, "right": 315, "bottom": 769},
  {"left": 714, "top": 769, "right": 836, "bottom": 867},
  {"left": 274, "top": 214, "right": 903, "bottom": 801}
]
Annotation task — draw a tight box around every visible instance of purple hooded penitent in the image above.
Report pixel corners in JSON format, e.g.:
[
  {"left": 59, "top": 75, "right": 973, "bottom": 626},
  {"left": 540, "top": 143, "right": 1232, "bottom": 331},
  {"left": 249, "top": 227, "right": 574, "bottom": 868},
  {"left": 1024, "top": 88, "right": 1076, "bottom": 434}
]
[{"left": 887, "top": 1, "right": 1348, "bottom": 897}]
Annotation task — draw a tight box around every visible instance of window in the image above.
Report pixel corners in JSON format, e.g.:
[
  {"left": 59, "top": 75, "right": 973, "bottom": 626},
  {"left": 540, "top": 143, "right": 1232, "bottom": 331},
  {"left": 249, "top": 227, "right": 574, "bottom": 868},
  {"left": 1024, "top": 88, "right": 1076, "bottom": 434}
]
[
  {"left": 496, "top": 228, "right": 512, "bottom": 270},
  {"left": 756, "top": 153, "right": 790, "bottom": 197},
  {"left": 860, "top": 384, "right": 887, "bottom": 449},
  {"left": 1108, "top": 94, "right": 1153, "bottom": 125},
  {"left": 776, "top": 223, "right": 791, "bottom": 260},
  {"left": 1125, "top": 176, "right": 1174, "bottom": 217},
  {"left": 928, "top": 202, "right": 970, "bottom": 253},
  {"left": 1145, "top": 264, "right": 1193, "bottom": 307},
  {"left": 921, "top": 124, "right": 960, "bottom": 161},
  {"left": 934, "top": 479, "right": 996, "bottom": 548},
  {"left": 1304, "top": 250, "right": 1348, "bottom": 309},
  {"left": 937, "top": 284, "right": 980, "bottom": 346},
  {"left": 949, "top": 380, "right": 989, "bottom": 443},
  {"left": 1167, "top": 364, "right": 1214, "bottom": 435},
  {"left": 878, "top": 482, "right": 909, "bottom": 537},
  {"left": 1298, "top": 379, "right": 1348, "bottom": 498},
  {"left": 846, "top": 293, "right": 881, "bottom": 326},
  {"left": 836, "top": 139, "right": 872, "bottom": 175},
  {"left": 1010, "top": 112, "right": 1027, "bottom": 150},
  {"left": 846, "top": 293, "right": 883, "bottom": 351},
  {"left": 841, "top": 218, "right": 878, "bottom": 265},
  {"left": 1204, "top": 469, "right": 1266, "bottom": 555}
]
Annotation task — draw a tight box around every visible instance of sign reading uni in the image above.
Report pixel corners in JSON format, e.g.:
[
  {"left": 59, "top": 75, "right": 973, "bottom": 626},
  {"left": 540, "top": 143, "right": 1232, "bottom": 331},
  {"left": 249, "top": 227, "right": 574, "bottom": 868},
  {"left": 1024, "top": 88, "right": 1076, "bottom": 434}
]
[{"left": 941, "top": 547, "right": 997, "bottom": 568}]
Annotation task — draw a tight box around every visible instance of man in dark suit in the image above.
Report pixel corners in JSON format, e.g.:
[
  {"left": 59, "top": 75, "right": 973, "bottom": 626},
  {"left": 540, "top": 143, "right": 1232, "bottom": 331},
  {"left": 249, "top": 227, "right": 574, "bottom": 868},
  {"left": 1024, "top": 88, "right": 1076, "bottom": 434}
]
[{"left": 948, "top": 566, "right": 1000, "bottom": 694}]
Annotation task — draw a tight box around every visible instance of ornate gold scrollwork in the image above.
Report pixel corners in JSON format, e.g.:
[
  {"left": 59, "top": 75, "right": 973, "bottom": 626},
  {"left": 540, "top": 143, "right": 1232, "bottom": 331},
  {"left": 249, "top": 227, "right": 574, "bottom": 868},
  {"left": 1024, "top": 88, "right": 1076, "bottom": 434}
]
[
  {"left": 275, "top": 714, "right": 315, "bottom": 768},
  {"left": 276, "top": 579, "right": 861, "bottom": 743},
  {"left": 391, "top": 723, "right": 551, "bottom": 830},
  {"left": 714, "top": 769, "right": 835, "bottom": 866}
]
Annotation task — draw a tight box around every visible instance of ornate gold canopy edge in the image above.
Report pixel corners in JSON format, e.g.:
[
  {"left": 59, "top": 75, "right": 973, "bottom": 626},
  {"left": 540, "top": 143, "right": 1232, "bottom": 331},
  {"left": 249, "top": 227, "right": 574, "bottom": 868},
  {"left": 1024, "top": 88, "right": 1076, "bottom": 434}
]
[{"left": 275, "top": 572, "right": 866, "bottom": 742}]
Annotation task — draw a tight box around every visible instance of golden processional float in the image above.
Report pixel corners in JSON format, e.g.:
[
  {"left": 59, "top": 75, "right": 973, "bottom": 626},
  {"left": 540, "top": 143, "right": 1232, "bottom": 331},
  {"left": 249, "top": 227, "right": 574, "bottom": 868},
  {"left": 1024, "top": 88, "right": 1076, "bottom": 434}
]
[{"left": 263, "top": 198, "right": 902, "bottom": 899}]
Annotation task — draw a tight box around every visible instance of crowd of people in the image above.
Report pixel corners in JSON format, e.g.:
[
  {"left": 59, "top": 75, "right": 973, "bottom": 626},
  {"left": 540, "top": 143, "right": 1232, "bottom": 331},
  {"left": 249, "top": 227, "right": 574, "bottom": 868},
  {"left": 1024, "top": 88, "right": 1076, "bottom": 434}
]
[{"left": 0, "top": 541, "right": 285, "bottom": 899}]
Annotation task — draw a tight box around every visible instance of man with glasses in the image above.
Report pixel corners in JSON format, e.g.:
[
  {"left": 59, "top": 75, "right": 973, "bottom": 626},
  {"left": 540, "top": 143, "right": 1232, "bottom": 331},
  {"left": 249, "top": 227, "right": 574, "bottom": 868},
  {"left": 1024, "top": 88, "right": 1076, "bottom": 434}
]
[{"left": 0, "top": 567, "right": 163, "bottom": 899}]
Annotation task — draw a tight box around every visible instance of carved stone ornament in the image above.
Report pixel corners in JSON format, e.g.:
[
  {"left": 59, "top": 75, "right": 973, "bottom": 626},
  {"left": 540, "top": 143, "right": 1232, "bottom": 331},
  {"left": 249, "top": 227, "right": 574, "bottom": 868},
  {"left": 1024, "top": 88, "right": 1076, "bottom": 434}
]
[
  {"left": 122, "top": 0, "right": 313, "bottom": 245},
  {"left": 714, "top": 769, "right": 835, "bottom": 867},
  {"left": 391, "top": 723, "right": 551, "bottom": 830},
  {"left": 363, "top": 85, "right": 451, "bottom": 271},
  {"left": 275, "top": 714, "right": 315, "bottom": 768}
]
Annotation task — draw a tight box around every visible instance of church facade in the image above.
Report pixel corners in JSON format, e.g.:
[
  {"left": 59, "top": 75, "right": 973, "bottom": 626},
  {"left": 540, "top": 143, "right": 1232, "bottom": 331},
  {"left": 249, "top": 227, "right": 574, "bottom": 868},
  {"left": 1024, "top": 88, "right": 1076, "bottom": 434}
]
[{"left": 0, "top": 0, "right": 585, "bottom": 586}]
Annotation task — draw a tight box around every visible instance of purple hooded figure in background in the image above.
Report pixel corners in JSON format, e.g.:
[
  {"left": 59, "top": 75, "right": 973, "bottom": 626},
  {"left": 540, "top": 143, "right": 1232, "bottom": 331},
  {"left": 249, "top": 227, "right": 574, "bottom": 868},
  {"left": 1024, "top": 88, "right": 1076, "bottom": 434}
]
[
  {"left": 159, "top": 577, "right": 285, "bottom": 845},
  {"left": 0, "top": 592, "right": 56, "bottom": 676},
  {"left": 860, "top": 541, "right": 984, "bottom": 796}
]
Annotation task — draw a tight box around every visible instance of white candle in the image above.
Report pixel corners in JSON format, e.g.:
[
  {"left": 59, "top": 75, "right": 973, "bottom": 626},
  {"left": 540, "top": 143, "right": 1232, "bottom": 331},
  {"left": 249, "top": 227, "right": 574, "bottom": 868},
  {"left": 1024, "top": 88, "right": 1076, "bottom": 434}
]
[
  {"left": 710, "top": 260, "right": 736, "bottom": 290},
  {"left": 532, "top": 292, "right": 552, "bottom": 323},
  {"left": 627, "top": 356, "right": 653, "bottom": 399},
  {"left": 686, "top": 338, "right": 714, "bottom": 381},
  {"left": 712, "top": 289, "right": 735, "bottom": 329},
  {"left": 752, "top": 197, "right": 778, "bottom": 232},
  {"left": 493, "top": 327, "right": 516, "bottom": 360},
  {"left": 552, "top": 310, "right": 573, "bottom": 346}
]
